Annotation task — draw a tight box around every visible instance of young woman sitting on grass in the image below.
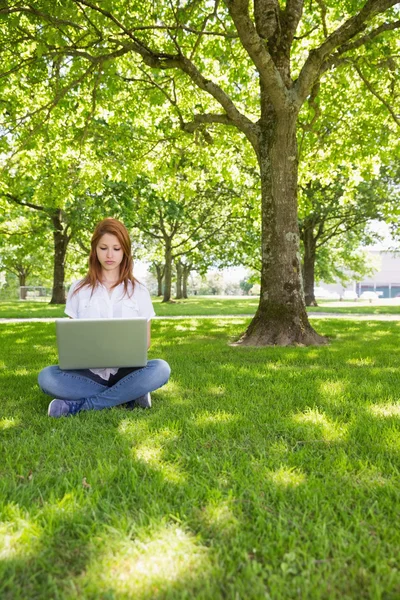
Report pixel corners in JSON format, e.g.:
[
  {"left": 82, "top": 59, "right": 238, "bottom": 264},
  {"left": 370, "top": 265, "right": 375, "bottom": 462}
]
[{"left": 38, "top": 218, "right": 171, "bottom": 418}]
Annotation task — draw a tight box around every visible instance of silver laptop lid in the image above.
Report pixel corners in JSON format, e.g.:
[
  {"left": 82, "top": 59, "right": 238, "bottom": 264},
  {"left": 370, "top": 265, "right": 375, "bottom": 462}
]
[{"left": 56, "top": 318, "right": 148, "bottom": 369}]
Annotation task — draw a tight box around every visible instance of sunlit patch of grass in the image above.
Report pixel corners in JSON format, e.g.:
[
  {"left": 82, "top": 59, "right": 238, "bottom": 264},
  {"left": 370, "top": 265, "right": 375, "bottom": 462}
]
[
  {"left": 132, "top": 428, "right": 186, "bottom": 484},
  {"left": 369, "top": 403, "right": 400, "bottom": 418},
  {"left": 346, "top": 467, "right": 388, "bottom": 488},
  {"left": 198, "top": 499, "right": 239, "bottom": 536},
  {"left": 319, "top": 379, "right": 347, "bottom": 399},
  {"left": 78, "top": 525, "right": 210, "bottom": 598},
  {"left": 194, "top": 410, "right": 238, "bottom": 426},
  {"left": 117, "top": 418, "right": 150, "bottom": 439},
  {"left": 268, "top": 466, "right": 306, "bottom": 488},
  {"left": 293, "top": 408, "right": 348, "bottom": 441},
  {"left": 0, "top": 417, "right": 19, "bottom": 430},
  {"left": 347, "top": 357, "right": 376, "bottom": 366},
  {"left": 0, "top": 505, "right": 41, "bottom": 560}
]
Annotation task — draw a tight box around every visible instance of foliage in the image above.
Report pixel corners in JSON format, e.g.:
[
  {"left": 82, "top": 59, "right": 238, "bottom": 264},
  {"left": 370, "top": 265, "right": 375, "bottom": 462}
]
[
  {"left": 0, "top": 213, "right": 53, "bottom": 286},
  {"left": 0, "top": 0, "right": 399, "bottom": 341}
]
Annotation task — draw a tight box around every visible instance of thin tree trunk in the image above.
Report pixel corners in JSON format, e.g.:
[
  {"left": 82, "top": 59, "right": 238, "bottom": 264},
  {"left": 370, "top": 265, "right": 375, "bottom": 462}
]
[
  {"left": 19, "top": 269, "right": 27, "bottom": 299},
  {"left": 50, "top": 210, "right": 70, "bottom": 304},
  {"left": 237, "top": 104, "right": 326, "bottom": 346},
  {"left": 302, "top": 225, "right": 318, "bottom": 307},
  {"left": 182, "top": 264, "right": 191, "bottom": 299},
  {"left": 162, "top": 242, "right": 173, "bottom": 303},
  {"left": 155, "top": 263, "right": 164, "bottom": 296},
  {"left": 175, "top": 260, "right": 183, "bottom": 299}
]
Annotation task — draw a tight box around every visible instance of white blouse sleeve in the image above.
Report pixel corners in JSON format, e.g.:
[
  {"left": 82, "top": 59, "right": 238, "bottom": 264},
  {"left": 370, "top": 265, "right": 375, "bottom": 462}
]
[
  {"left": 65, "top": 281, "right": 80, "bottom": 318},
  {"left": 136, "top": 283, "right": 156, "bottom": 320}
]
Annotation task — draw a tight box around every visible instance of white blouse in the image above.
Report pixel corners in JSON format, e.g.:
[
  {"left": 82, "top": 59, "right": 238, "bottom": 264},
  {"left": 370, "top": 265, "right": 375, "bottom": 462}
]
[{"left": 65, "top": 279, "right": 155, "bottom": 381}]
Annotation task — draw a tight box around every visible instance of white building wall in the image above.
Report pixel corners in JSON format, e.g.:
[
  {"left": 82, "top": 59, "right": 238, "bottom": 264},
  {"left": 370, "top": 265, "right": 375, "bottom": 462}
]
[{"left": 319, "top": 250, "right": 400, "bottom": 298}]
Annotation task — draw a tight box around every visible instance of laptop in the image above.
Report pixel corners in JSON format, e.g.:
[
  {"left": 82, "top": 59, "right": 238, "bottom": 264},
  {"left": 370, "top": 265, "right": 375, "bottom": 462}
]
[{"left": 56, "top": 318, "right": 148, "bottom": 369}]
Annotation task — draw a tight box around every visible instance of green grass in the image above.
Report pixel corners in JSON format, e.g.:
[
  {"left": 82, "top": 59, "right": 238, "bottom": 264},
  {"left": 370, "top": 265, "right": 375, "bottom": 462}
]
[
  {"left": 1, "top": 297, "right": 400, "bottom": 319},
  {"left": 308, "top": 303, "right": 400, "bottom": 315},
  {"left": 1, "top": 318, "right": 400, "bottom": 598}
]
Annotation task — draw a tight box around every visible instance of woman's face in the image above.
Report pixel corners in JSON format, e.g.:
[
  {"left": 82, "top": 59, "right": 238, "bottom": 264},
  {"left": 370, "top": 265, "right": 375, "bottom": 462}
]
[{"left": 96, "top": 233, "right": 124, "bottom": 275}]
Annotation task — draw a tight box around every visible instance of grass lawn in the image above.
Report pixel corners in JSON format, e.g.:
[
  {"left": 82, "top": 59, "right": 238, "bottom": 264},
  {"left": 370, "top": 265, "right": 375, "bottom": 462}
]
[
  {"left": 1, "top": 297, "right": 400, "bottom": 318},
  {"left": 1, "top": 317, "right": 399, "bottom": 599}
]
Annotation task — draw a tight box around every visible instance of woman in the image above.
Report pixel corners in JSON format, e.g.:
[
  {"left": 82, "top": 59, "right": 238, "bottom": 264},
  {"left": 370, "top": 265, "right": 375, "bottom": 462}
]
[{"left": 38, "top": 218, "right": 171, "bottom": 418}]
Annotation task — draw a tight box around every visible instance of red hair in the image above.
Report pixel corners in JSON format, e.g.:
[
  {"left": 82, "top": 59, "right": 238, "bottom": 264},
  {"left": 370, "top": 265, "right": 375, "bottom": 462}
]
[{"left": 74, "top": 218, "right": 136, "bottom": 297}]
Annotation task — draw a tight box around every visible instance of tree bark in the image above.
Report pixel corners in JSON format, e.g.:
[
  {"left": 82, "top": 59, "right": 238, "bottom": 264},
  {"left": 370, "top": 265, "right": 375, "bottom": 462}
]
[
  {"left": 155, "top": 263, "right": 164, "bottom": 296},
  {"left": 301, "top": 223, "right": 318, "bottom": 307},
  {"left": 237, "top": 101, "right": 327, "bottom": 346},
  {"left": 18, "top": 269, "right": 27, "bottom": 299},
  {"left": 50, "top": 210, "right": 70, "bottom": 304},
  {"left": 162, "top": 242, "right": 173, "bottom": 302},
  {"left": 175, "top": 260, "right": 183, "bottom": 299},
  {"left": 182, "top": 263, "right": 191, "bottom": 299}
]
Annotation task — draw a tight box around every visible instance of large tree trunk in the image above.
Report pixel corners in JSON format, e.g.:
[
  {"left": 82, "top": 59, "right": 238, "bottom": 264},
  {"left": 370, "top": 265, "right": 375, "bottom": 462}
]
[
  {"left": 182, "top": 264, "right": 191, "bottom": 299},
  {"left": 302, "top": 225, "right": 318, "bottom": 307},
  {"left": 50, "top": 210, "right": 70, "bottom": 304},
  {"left": 237, "top": 106, "right": 326, "bottom": 346},
  {"left": 175, "top": 260, "right": 183, "bottom": 299},
  {"left": 162, "top": 242, "right": 173, "bottom": 302}
]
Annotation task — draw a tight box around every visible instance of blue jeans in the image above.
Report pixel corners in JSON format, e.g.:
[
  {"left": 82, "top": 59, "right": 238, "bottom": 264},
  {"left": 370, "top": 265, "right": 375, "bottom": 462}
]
[{"left": 38, "top": 360, "right": 171, "bottom": 411}]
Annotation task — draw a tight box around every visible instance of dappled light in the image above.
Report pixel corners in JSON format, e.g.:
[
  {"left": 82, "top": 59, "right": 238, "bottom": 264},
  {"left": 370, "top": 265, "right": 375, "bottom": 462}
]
[
  {"left": 0, "top": 417, "right": 19, "bottom": 430},
  {"left": 197, "top": 499, "right": 239, "bottom": 537},
  {"left": 369, "top": 403, "right": 400, "bottom": 418},
  {"left": 194, "top": 410, "right": 239, "bottom": 426},
  {"left": 0, "top": 502, "right": 43, "bottom": 561},
  {"left": 77, "top": 525, "right": 211, "bottom": 598},
  {"left": 347, "top": 357, "right": 376, "bottom": 366},
  {"left": 292, "top": 408, "right": 347, "bottom": 442},
  {"left": 1, "top": 317, "right": 400, "bottom": 597},
  {"left": 268, "top": 466, "right": 306, "bottom": 488}
]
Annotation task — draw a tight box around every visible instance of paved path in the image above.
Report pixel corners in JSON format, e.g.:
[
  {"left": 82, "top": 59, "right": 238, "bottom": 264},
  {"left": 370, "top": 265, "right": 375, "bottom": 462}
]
[{"left": 1, "top": 313, "right": 400, "bottom": 323}]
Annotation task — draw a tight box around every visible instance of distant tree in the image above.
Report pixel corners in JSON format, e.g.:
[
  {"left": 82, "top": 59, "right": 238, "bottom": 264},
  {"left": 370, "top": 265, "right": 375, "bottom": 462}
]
[
  {"left": 239, "top": 278, "right": 253, "bottom": 295},
  {"left": 299, "top": 173, "right": 394, "bottom": 305}
]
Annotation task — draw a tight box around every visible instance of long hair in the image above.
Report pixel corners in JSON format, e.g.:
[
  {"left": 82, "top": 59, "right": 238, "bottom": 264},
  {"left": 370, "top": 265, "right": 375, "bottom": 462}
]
[{"left": 74, "top": 218, "right": 136, "bottom": 297}]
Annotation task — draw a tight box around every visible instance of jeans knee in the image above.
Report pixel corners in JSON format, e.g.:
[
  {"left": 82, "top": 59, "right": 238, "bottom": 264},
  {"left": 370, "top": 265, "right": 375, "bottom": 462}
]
[
  {"left": 152, "top": 359, "right": 171, "bottom": 383},
  {"left": 37, "top": 366, "right": 56, "bottom": 392}
]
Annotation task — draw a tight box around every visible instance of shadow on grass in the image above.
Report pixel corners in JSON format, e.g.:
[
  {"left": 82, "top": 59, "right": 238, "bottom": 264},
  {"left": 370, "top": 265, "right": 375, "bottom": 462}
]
[{"left": 0, "top": 319, "right": 399, "bottom": 599}]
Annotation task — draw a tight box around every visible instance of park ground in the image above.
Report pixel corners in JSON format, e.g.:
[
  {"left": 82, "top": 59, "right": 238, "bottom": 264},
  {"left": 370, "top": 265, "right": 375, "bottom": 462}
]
[
  {"left": 1, "top": 295, "right": 400, "bottom": 319},
  {"left": 0, "top": 298, "right": 399, "bottom": 599}
]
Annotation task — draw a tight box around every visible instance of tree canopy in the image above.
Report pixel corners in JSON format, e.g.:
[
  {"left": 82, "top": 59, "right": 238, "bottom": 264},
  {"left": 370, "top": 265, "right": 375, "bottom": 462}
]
[{"left": 1, "top": 0, "right": 399, "bottom": 343}]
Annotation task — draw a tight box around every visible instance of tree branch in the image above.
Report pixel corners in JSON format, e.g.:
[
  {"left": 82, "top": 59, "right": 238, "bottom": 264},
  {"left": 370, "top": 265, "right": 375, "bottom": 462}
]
[
  {"left": 225, "top": 0, "right": 290, "bottom": 110},
  {"left": 294, "top": 0, "right": 400, "bottom": 105},
  {"left": 2, "top": 193, "right": 46, "bottom": 212},
  {"left": 282, "top": 0, "right": 304, "bottom": 45},
  {"left": 315, "top": 215, "right": 375, "bottom": 247},
  {"left": 352, "top": 60, "right": 400, "bottom": 127},
  {"left": 0, "top": 6, "right": 84, "bottom": 29},
  {"left": 315, "top": 0, "right": 328, "bottom": 38},
  {"left": 182, "top": 112, "right": 239, "bottom": 134},
  {"left": 253, "top": 0, "right": 280, "bottom": 41},
  {"left": 190, "top": 0, "right": 221, "bottom": 59},
  {"left": 0, "top": 56, "right": 37, "bottom": 80},
  {"left": 322, "top": 19, "right": 400, "bottom": 73},
  {"left": 172, "top": 213, "right": 235, "bottom": 258}
]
